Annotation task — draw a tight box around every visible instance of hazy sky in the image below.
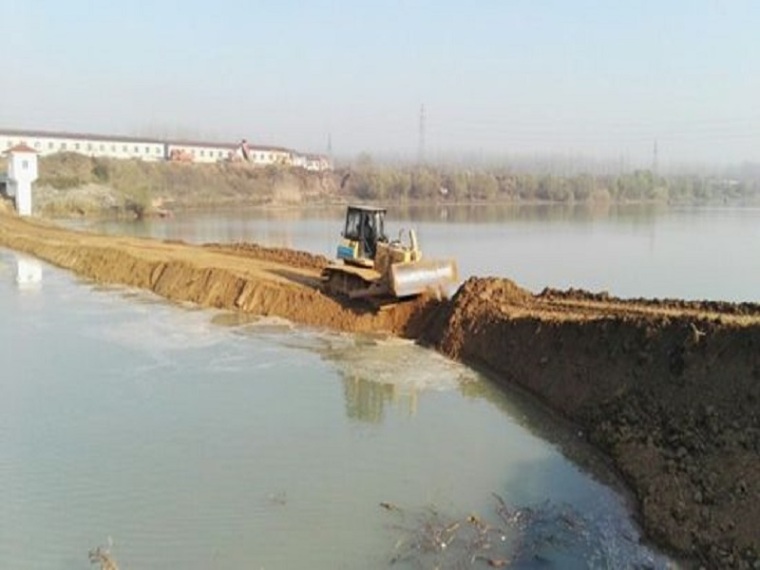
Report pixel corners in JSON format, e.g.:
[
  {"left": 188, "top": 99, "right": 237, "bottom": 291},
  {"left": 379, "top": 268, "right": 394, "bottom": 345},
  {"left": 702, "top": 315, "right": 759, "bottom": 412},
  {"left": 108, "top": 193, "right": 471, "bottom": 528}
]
[{"left": 2, "top": 1, "right": 759, "bottom": 166}]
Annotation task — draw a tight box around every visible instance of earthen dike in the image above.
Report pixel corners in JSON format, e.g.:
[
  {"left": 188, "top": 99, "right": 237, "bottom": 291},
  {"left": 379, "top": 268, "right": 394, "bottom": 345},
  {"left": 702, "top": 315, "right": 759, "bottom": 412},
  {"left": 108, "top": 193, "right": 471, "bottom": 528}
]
[{"left": 1, "top": 212, "right": 758, "bottom": 569}]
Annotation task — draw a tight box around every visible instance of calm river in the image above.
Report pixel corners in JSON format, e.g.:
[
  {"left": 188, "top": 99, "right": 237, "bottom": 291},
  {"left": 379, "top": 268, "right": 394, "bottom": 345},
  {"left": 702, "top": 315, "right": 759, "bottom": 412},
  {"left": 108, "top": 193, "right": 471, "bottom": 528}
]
[{"left": 5, "top": 203, "right": 757, "bottom": 569}]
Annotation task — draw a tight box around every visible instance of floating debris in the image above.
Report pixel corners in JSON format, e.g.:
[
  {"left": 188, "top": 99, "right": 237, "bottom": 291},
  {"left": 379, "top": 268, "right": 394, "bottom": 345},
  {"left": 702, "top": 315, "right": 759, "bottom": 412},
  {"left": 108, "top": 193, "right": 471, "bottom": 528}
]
[
  {"left": 267, "top": 490, "right": 288, "bottom": 506},
  {"left": 381, "top": 494, "right": 670, "bottom": 569},
  {"left": 88, "top": 537, "right": 119, "bottom": 570}
]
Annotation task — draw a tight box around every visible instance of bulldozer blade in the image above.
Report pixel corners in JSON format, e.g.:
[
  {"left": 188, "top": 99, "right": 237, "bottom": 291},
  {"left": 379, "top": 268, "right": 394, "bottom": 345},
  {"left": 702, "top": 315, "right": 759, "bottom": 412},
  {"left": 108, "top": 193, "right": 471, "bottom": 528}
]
[{"left": 390, "top": 259, "right": 459, "bottom": 298}]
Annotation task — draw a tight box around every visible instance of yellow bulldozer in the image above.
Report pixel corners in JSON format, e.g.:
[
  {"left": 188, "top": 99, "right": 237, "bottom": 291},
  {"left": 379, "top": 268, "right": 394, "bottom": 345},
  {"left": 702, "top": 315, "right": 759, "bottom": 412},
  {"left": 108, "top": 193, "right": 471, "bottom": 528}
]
[{"left": 321, "top": 205, "right": 459, "bottom": 300}]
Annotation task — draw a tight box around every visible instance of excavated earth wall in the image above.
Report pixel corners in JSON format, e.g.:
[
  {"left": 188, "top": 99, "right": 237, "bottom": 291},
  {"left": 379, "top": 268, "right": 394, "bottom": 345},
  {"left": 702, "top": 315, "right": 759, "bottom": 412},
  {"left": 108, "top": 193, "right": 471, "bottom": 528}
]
[
  {"left": 424, "top": 278, "right": 760, "bottom": 569},
  {"left": 1, "top": 212, "right": 759, "bottom": 568}
]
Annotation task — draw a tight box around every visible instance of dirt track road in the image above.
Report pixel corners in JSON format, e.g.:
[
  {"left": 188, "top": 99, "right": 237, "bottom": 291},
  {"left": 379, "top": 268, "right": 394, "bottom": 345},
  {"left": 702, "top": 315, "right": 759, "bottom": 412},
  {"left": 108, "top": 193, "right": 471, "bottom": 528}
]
[{"left": 2, "top": 211, "right": 758, "bottom": 568}]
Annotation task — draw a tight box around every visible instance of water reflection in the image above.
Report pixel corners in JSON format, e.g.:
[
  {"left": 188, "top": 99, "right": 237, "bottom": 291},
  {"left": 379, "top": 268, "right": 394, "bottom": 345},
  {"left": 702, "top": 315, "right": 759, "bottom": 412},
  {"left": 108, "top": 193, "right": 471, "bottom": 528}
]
[
  {"left": 220, "top": 321, "right": 471, "bottom": 422},
  {"left": 343, "top": 377, "right": 415, "bottom": 423},
  {"left": 235, "top": 318, "right": 640, "bottom": 496},
  {"left": 65, "top": 200, "right": 669, "bottom": 232},
  {"left": 232, "top": 321, "right": 674, "bottom": 568},
  {"left": 14, "top": 255, "right": 42, "bottom": 290},
  {"left": 282, "top": 331, "right": 472, "bottom": 423},
  {"left": 0, "top": 255, "right": 677, "bottom": 569}
]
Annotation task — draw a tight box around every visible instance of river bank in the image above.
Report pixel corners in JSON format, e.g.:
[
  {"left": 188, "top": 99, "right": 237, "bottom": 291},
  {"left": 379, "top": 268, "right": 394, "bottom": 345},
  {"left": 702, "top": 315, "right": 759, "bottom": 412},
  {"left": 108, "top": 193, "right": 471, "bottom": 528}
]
[
  {"left": 6, "top": 153, "right": 758, "bottom": 220},
  {"left": 1, "top": 211, "right": 757, "bottom": 568},
  {"left": 423, "top": 279, "right": 760, "bottom": 569}
]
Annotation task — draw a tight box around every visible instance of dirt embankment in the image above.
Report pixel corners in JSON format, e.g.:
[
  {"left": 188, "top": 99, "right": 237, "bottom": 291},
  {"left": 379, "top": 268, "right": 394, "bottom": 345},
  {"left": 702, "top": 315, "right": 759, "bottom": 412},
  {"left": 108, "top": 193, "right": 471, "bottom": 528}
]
[
  {"left": 1, "top": 212, "right": 758, "bottom": 568},
  {"left": 424, "top": 278, "right": 760, "bottom": 569},
  {"left": 0, "top": 213, "right": 437, "bottom": 338}
]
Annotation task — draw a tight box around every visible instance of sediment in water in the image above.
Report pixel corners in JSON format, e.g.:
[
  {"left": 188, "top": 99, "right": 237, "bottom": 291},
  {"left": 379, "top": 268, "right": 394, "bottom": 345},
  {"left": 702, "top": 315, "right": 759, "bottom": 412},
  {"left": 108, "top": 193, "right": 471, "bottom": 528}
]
[{"left": 1, "top": 212, "right": 758, "bottom": 568}]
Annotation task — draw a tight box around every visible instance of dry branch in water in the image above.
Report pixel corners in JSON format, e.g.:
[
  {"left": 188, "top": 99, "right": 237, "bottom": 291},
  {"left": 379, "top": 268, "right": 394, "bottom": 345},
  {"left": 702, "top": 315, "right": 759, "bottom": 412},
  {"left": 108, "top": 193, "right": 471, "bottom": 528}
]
[{"left": 88, "top": 538, "right": 119, "bottom": 570}]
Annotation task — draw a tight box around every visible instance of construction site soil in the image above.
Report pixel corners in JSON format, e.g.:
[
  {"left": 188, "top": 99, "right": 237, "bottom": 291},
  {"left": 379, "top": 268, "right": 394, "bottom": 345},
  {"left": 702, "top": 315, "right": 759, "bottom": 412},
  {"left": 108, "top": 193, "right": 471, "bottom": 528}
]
[{"left": 1, "top": 211, "right": 758, "bottom": 569}]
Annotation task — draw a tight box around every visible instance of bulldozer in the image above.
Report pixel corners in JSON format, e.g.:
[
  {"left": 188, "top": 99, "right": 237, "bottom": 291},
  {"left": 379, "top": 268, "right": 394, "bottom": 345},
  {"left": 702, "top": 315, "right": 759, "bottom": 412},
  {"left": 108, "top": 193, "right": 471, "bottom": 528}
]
[{"left": 321, "top": 205, "right": 458, "bottom": 300}]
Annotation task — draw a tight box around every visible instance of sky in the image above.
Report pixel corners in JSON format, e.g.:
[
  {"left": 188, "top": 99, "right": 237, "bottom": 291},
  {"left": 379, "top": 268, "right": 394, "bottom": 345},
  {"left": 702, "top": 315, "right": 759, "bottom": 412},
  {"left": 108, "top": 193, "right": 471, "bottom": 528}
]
[{"left": 2, "top": 0, "right": 759, "bottom": 167}]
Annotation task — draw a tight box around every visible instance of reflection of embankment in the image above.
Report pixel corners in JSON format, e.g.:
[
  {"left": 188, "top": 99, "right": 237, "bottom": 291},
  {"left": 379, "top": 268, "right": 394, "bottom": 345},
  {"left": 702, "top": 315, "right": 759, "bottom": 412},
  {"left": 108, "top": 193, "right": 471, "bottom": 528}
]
[
  {"left": 1, "top": 212, "right": 758, "bottom": 568},
  {"left": 318, "top": 335, "right": 471, "bottom": 422},
  {"left": 343, "top": 377, "right": 411, "bottom": 423}
]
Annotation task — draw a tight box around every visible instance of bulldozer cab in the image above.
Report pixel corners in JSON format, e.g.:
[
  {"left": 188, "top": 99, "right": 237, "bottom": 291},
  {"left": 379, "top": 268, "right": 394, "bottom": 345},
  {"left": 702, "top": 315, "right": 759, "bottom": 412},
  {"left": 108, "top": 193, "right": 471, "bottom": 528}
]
[
  {"left": 342, "top": 205, "right": 387, "bottom": 260},
  {"left": 325, "top": 205, "right": 459, "bottom": 299}
]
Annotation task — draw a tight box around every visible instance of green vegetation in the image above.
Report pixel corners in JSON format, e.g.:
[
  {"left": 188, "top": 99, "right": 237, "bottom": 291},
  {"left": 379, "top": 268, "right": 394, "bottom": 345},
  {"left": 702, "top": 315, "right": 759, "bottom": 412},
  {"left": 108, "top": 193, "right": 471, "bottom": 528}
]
[
  {"left": 13, "top": 153, "right": 760, "bottom": 218},
  {"left": 33, "top": 153, "right": 338, "bottom": 217},
  {"left": 341, "top": 161, "right": 760, "bottom": 204}
]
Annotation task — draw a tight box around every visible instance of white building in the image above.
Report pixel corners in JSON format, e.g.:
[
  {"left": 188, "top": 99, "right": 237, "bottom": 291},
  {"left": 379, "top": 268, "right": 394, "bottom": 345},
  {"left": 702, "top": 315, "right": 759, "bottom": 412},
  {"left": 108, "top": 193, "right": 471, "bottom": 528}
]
[
  {"left": 5, "top": 143, "right": 38, "bottom": 216},
  {"left": 304, "top": 154, "right": 332, "bottom": 172},
  {"left": 167, "top": 139, "right": 296, "bottom": 166},
  {"left": 0, "top": 128, "right": 332, "bottom": 171},
  {"left": 166, "top": 141, "right": 235, "bottom": 163},
  {"left": 0, "top": 129, "right": 165, "bottom": 161},
  {"left": 291, "top": 152, "right": 331, "bottom": 171},
  {"left": 246, "top": 144, "right": 293, "bottom": 166}
]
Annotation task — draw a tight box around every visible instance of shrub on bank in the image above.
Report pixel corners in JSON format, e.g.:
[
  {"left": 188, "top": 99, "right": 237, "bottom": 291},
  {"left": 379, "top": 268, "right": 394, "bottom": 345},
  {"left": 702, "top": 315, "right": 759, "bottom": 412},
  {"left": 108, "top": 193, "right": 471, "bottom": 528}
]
[{"left": 34, "top": 154, "right": 341, "bottom": 216}]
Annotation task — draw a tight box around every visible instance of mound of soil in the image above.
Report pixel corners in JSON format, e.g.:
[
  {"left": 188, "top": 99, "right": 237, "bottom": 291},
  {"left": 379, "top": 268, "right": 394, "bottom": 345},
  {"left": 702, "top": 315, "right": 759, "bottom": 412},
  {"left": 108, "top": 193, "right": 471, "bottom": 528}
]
[{"left": 426, "top": 277, "right": 760, "bottom": 569}]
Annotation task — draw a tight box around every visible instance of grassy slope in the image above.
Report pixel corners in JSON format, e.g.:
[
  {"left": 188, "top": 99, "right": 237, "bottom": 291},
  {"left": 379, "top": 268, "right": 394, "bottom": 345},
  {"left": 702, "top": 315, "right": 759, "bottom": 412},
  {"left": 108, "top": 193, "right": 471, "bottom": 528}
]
[{"left": 24, "top": 154, "right": 342, "bottom": 217}]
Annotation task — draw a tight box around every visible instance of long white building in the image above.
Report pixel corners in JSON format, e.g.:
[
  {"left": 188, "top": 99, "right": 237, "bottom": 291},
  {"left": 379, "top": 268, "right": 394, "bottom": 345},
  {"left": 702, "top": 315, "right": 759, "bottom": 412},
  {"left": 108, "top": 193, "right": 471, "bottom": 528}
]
[
  {"left": 0, "top": 128, "right": 331, "bottom": 170},
  {"left": 0, "top": 129, "right": 165, "bottom": 161}
]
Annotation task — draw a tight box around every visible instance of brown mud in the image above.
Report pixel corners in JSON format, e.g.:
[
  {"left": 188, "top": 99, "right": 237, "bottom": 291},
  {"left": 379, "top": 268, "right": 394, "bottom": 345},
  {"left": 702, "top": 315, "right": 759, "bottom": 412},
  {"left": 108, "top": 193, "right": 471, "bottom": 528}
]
[
  {"left": 424, "top": 278, "right": 760, "bottom": 569},
  {"left": 1, "top": 212, "right": 758, "bottom": 569},
  {"left": 0, "top": 214, "right": 438, "bottom": 338}
]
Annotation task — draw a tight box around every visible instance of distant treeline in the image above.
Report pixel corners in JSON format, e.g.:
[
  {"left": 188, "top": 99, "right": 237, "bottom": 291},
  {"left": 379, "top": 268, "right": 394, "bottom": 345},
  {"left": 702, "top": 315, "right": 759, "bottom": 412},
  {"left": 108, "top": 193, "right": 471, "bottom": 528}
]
[
  {"left": 341, "top": 161, "right": 760, "bottom": 204},
  {"left": 10, "top": 153, "right": 760, "bottom": 217}
]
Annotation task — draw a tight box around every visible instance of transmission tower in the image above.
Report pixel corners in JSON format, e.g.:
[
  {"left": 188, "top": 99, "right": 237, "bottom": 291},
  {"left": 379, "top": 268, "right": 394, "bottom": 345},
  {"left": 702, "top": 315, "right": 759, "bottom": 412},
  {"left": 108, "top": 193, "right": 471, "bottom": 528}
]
[
  {"left": 652, "top": 139, "right": 659, "bottom": 177},
  {"left": 418, "top": 104, "right": 426, "bottom": 164}
]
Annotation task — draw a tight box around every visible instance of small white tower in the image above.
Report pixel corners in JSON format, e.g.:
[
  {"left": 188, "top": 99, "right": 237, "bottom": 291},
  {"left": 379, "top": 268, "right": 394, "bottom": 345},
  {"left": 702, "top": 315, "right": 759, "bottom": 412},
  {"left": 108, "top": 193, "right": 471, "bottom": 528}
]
[{"left": 5, "top": 143, "right": 38, "bottom": 216}]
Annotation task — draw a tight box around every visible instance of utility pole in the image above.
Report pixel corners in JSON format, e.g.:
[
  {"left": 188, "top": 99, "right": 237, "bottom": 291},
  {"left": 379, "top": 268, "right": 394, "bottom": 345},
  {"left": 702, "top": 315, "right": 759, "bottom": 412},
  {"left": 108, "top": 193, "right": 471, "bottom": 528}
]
[
  {"left": 418, "top": 104, "right": 426, "bottom": 165},
  {"left": 653, "top": 139, "right": 659, "bottom": 177},
  {"left": 327, "top": 132, "right": 332, "bottom": 159}
]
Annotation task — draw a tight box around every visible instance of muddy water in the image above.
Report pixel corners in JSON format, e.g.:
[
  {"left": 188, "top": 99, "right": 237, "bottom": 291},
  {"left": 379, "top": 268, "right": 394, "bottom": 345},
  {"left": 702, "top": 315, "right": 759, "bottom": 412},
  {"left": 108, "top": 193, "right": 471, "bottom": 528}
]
[
  {"left": 72, "top": 202, "right": 760, "bottom": 302},
  {"left": 0, "top": 248, "right": 672, "bottom": 569}
]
